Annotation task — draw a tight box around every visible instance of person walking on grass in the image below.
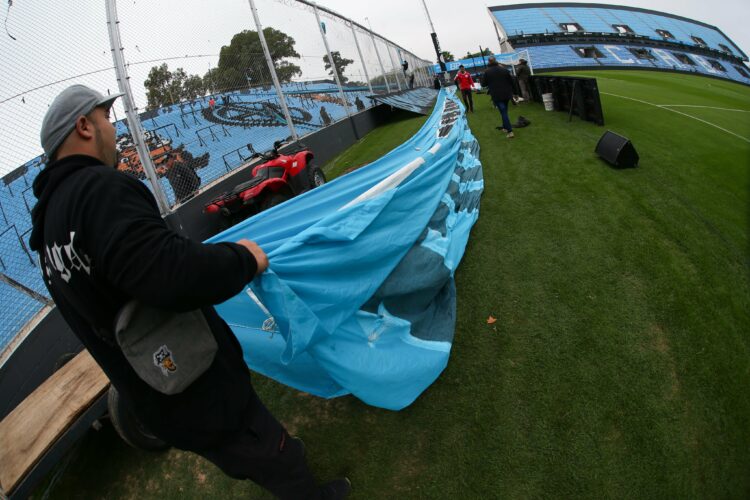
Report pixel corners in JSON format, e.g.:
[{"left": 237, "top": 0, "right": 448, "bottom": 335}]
[
  {"left": 481, "top": 57, "right": 515, "bottom": 138},
  {"left": 29, "top": 85, "right": 351, "bottom": 499},
  {"left": 454, "top": 65, "right": 475, "bottom": 113}
]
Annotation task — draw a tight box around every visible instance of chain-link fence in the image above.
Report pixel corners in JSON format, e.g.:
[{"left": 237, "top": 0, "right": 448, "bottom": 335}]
[
  {"left": 0, "top": 0, "right": 432, "bottom": 359},
  {"left": 0, "top": 0, "right": 119, "bottom": 360}
]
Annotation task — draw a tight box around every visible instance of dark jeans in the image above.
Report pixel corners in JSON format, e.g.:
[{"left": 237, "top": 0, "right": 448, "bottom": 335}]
[
  {"left": 198, "top": 391, "right": 321, "bottom": 499},
  {"left": 519, "top": 79, "right": 531, "bottom": 101},
  {"left": 461, "top": 88, "right": 474, "bottom": 112},
  {"left": 494, "top": 99, "right": 513, "bottom": 132}
]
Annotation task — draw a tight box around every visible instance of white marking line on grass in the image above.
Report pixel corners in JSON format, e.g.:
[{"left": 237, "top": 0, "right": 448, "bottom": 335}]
[
  {"left": 602, "top": 92, "right": 750, "bottom": 144},
  {"left": 659, "top": 105, "right": 750, "bottom": 113}
]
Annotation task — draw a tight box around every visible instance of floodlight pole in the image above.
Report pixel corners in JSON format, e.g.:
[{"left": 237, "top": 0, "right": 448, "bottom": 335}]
[
  {"left": 247, "top": 0, "right": 298, "bottom": 141},
  {"left": 105, "top": 0, "right": 171, "bottom": 216},
  {"left": 421, "top": 0, "right": 446, "bottom": 73}
]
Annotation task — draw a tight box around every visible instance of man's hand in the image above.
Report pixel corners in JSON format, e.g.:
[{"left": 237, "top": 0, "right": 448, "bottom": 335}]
[{"left": 236, "top": 239, "right": 269, "bottom": 275}]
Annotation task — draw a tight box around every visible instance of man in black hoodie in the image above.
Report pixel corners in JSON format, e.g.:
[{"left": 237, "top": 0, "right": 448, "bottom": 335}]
[
  {"left": 481, "top": 57, "right": 515, "bottom": 139},
  {"left": 30, "top": 85, "right": 350, "bottom": 499}
]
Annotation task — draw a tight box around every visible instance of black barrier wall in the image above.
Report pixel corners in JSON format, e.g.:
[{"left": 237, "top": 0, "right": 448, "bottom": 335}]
[{"left": 530, "top": 75, "right": 605, "bottom": 125}]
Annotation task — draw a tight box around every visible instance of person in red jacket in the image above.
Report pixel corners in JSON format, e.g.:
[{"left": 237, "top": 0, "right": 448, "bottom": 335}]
[{"left": 453, "top": 65, "right": 475, "bottom": 113}]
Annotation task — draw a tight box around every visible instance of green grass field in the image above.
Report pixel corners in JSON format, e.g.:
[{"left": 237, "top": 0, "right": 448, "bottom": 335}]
[{"left": 33, "top": 70, "right": 750, "bottom": 499}]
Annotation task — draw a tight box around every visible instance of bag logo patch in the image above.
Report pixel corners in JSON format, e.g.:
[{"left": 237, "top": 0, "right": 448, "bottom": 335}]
[{"left": 153, "top": 345, "right": 177, "bottom": 376}]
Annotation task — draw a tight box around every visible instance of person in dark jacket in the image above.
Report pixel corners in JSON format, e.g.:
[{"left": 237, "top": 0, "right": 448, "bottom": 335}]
[
  {"left": 320, "top": 105, "right": 332, "bottom": 126},
  {"left": 165, "top": 156, "right": 201, "bottom": 204},
  {"left": 29, "top": 85, "right": 350, "bottom": 499},
  {"left": 481, "top": 57, "right": 515, "bottom": 138},
  {"left": 354, "top": 95, "right": 365, "bottom": 111},
  {"left": 516, "top": 58, "right": 531, "bottom": 101}
]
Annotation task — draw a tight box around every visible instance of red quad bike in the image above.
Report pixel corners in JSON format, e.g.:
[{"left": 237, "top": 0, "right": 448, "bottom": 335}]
[{"left": 204, "top": 139, "right": 326, "bottom": 226}]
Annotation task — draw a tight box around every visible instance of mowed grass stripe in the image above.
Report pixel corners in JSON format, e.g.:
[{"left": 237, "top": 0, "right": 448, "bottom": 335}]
[{"left": 32, "top": 71, "right": 750, "bottom": 499}]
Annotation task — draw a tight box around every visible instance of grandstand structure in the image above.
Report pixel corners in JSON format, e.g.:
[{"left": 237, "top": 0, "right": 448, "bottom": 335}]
[{"left": 489, "top": 3, "right": 750, "bottom": 85}]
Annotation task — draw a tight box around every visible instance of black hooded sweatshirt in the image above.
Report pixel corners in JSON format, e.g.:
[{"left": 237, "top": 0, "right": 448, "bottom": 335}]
[
  {"left": 30, "top": 155, "right": 260, "bottom": 450},
  {"left": 481, "top": 63, "right": 515, "bottom": 102}
]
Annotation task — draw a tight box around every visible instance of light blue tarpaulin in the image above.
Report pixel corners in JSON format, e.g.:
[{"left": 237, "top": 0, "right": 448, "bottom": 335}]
[{"left": 209, "top": 89, "right": 483, "bottom": 410}]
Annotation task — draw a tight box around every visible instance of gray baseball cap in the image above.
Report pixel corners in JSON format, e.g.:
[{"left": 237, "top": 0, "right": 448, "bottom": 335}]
[{"left": 40, "top": 84, "right": 123, "bottom": 157}]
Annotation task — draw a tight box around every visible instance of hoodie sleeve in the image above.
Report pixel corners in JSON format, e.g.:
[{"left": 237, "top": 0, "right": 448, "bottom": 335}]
[{"left": 81, "top": 172, "right": 258, "bottom": 311}]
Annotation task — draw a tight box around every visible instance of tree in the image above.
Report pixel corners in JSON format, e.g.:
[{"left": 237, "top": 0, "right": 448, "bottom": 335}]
[
  {"left": 465, "top": 48, "right": 492, "bottom": 59},
  {"left": 182, "top": 74, "right": 205, "bottom": 101},
  {"left": 322, "top": 51, "right": 354, "bottom": 84},
  {"left": 441, "top": 51, "right": 455, "bottom": 62},
  {"left": 214, "top": 27, "right": 301, "bottom": 91},
  {"left": 143, "top": 64, "right": 198, "bottom": 109},
  {"left": 144, "top": 63, "right": 176, "bottom": 109}
]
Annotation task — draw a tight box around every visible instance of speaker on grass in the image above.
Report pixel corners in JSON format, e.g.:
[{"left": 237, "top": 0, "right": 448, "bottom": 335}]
[{"left": 595, "top": 130, "right": 639, "bottom": 168}]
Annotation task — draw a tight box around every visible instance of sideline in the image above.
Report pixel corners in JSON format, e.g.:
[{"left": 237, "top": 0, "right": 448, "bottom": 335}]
[{"left": 601, "top": 92, "right": 750, "bottom": 144}]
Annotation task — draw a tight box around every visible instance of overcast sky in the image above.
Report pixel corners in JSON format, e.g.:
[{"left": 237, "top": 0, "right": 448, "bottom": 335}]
[{"left": 321, "top": 0, "right": 749, "bottom": 62}]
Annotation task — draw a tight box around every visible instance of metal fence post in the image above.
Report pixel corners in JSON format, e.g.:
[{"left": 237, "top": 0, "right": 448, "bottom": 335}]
[
  {"left": 409, "top": 53, "right": 425, "bottom": 87},
  {"left": 313, "top": 4, "right": 352, "bottom": 119},
  {"left": 406, "top": 53, "right": 417, "bottom": 87},
  {"left": 526, "top": 49, "right": 535, "bottom": 75},
  {"left": 368, "top": 29, "right": 391, "bottom": 93},
  {"left": 419, "top": 57, "right": 429, "bottom": 87},
  {"left": 385, "top": 42, "right": 403, "bottom": 91},
  {"left": 105, "top": 0, "right": 171, "bottom": 216},
  {"left": 420, "top": 57, "right": 430, "bottom": 86},
  {"left": 350, "top": 23, "right": 374, "bottom": 95},
  {"left": 247, "top": 0, "right": 299, "bottom": 141},
  {"left": 407, "top": 53, "right": 418, "bottom": 88}
]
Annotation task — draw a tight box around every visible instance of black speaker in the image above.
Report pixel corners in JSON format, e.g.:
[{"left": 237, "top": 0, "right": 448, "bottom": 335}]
[{"left": 595, "top": 131, "right": 639, "bottom": 168}]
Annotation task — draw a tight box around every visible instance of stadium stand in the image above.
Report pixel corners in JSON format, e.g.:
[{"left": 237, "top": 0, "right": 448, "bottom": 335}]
[{"left": 489, "top": 3, "right": 750, "bottom": 86}]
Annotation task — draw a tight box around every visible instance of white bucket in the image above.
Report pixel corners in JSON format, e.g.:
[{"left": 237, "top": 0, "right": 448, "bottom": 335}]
[{"left": 542, "top": 93, "right": 554, "bottom": 111}]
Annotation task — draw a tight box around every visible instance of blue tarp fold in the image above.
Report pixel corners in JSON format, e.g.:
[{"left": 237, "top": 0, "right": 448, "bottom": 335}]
[{"left": 209, "top": 89, "right": 482, "bottom": 410}]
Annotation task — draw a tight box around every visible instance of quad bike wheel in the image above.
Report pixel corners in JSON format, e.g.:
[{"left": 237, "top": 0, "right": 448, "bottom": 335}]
[{"left": 309, "top": 167, "right": 326, "bottom": 187}]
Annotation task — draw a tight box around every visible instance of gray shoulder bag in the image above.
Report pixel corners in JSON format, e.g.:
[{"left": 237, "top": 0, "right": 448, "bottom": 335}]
[{"left": 114, "top": 301, "right": 218, "bottom": 395}]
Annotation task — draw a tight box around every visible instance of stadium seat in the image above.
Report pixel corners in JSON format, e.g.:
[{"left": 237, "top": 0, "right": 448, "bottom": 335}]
[
  {"left": 523, "top": 43, "right": 750, "bottom": 85},
  {"left": 492, "top": 5, "right": 745, "bottom": 54}
]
